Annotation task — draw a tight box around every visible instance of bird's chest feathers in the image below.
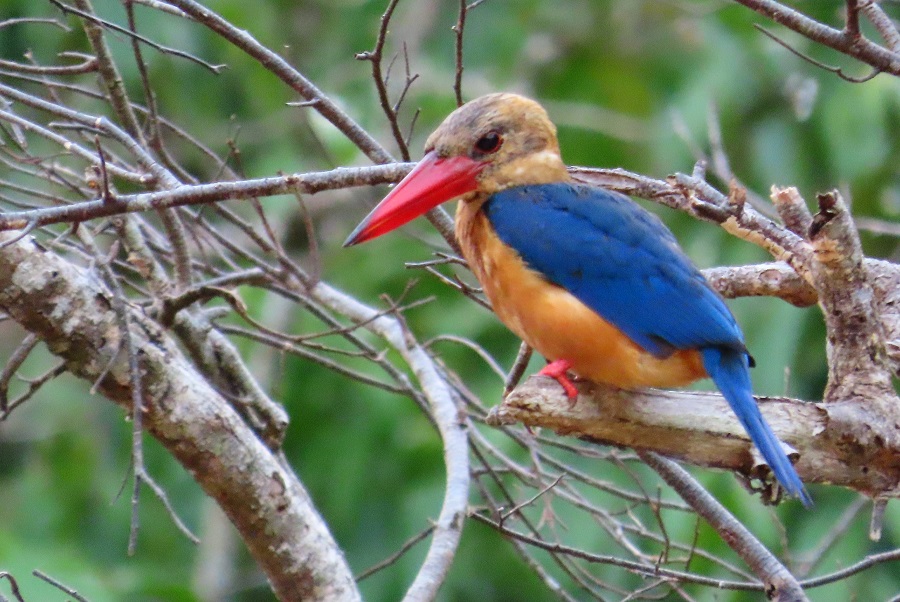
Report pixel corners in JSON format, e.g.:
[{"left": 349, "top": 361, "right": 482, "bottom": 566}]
[
  {"left": 455, "top": 200, "right": 625, "bottom": 369},
  {"left": 456, "top": 201, "right": 553, "bottom": 338}
]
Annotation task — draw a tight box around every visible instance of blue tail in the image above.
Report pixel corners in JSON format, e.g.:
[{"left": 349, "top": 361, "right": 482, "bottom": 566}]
[{"left": 701, "top": 347, "right": 812, "bottom": 507}]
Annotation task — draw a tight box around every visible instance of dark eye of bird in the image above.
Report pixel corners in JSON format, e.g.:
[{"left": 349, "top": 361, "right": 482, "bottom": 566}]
[{"left": 474, "top": 131, "right": 502, "bottom": 154}]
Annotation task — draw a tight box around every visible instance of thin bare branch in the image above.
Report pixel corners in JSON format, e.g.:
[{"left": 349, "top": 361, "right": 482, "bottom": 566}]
[
  {"left": 504, "top": 341, "right": 533, "bottom": 397},
  {"left": 638, "top": 451, "right": 807, "bottom": 600},
  {"left": 754, "top": 25, "right": 881, "bottom": 83},
  {"left": 470, "top": 513, "right": 766, "bottom": 590},
  {"left": 356, "top": 525, "right": 436, "bottom": 581},
  {"left": 453, "top": 0, "right": 467, "bottom": 106},
  {"left": 0, "top": 164, "right": 413, "bottom": 230},
  {"left": 735, "top": 0, "right": 900, "bottom": 77},
  {"left": 49, "top": 0, "right": 225, "bottom": 72},
  {"left": 0, "top": 334, "right": 39, "bottom": 415},
  {"left": 32, "top": 570, "right": 91, "bottom": 602},
  {"left": 1, "top": 362, "right": 68, "bottom": 419},
  {"left": 0, "top": 55, "right": 98, "bottom": 75},
  {"left": 0, "top": 573, "right": 26, "bottom": 602},
  {"left": 356, "top": 0, "right": 412, "bottom": 161}
]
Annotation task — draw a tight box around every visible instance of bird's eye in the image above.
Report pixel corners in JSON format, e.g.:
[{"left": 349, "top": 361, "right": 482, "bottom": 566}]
[{"left": 474, "top": 131, "right": 502, "bottom": 154}]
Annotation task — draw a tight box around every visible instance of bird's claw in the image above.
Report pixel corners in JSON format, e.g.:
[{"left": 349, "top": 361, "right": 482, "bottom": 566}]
[{"left": 539, "top": 359, "right": 579, "bottom": 402}]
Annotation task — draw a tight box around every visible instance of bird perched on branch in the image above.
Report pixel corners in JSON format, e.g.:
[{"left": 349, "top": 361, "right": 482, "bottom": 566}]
[{"left": 345, "top": 93, "right": 810, "bottom": 505}]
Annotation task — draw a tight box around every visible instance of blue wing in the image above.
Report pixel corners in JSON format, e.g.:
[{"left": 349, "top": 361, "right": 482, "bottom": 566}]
[{"left": 482, "top": 183, "right": 747, "bottom": 358}]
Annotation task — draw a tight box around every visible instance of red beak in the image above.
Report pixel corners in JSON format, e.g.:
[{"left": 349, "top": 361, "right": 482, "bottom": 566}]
[{"left": 344, "top": 151, "right": 485, "bottom": 246}]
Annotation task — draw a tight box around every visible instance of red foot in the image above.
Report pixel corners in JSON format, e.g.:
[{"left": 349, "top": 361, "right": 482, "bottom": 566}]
[{"left": 538, "top": 359, "right": 578, "bottom": 400}]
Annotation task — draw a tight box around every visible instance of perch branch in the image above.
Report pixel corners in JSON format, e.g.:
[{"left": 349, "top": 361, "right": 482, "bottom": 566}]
[{"left": 488, "top": 375, "right": 899, "bottom": 500}]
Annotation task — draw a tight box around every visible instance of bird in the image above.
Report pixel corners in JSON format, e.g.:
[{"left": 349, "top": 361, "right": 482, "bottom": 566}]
[{"left": 344, "top": 92, "right": 810, "bottom": 505}]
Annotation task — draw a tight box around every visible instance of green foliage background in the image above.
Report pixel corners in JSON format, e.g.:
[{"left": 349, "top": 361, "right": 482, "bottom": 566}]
[{"left": 0, "top": 0, "right": 899, "bottom": 600}]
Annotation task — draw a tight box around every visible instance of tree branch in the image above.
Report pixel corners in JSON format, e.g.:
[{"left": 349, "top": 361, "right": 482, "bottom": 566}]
[
  {"left": 488, "top": 373, "right": 900, "bottom": 500},
  {"left": 307, "top": 282, "right": 470, "bottom": 602},
  {"left": 637, "top": 451, "right": 808, "bottom": 601},
  {"left": 0, "top": 232, "right": 361, "bottom": 602},
  {"left": 0, "top": 164, "right": 413, "bottom": 230},
  {"left": 734, "top": 0, "right": 900, "bottom": 77}
]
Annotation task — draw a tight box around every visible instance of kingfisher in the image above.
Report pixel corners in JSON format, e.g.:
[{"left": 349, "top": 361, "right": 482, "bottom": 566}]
[{"left": 345, "top": 93, "right": 810, "bottom": 505}]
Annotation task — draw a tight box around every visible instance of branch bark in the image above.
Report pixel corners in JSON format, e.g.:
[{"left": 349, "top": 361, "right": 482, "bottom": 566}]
[
  {"left": 488, "top": 372, "right": 900, "bottom": 500},
  {"left": 0, "top": 232, "right": 361, "bottom": 602}
]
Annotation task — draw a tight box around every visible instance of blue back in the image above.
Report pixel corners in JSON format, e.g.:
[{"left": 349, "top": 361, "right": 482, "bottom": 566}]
[
  {"left": 482, "top": 183, "right": 747, "bottom": 358},
  {"left": 483, "top": 183, "right": 811, "bottom": 504}
]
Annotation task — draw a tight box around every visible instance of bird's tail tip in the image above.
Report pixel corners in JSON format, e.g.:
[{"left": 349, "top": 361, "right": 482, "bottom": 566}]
[
  {"left": 701, "top": 347, "right": 813, "bottom": 509},
  {"left": 776, "top": 468, "right": 813, "bottom": 508}
]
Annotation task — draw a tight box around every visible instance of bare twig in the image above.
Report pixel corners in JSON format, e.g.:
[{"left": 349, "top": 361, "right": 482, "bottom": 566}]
[
  {"left": 356, "top": 525, "right": 436, "bottom": 581},
  {"left": 754, "top": 25, "right": 881, "bottom": 83},
  {"left": 49, "top": 0, "right": 225, "bottom": 72},
  {"left": 0, "top": 164, "right": 413, "bottom": 230},
  {"left": 470, "top": 513, "right": 767, "bottom": 590},
  {"left": 1, "top": 362, "right": 68, "bottom": 419},
  {"left": 499, "top": 474, "right": 565, "bottom": 525},
  {"left": 0, "top": 572, "right": 26, "bottom": 602},
  {"left": 0, "top": 55, "right": 98, "bottom": 75},
  {"left": 0, "top": 17, "right": 70, "bottom": 31},
  {"left": 504, "top": 341, "right": 533, "bottom": 397},
  {"left": 32, "top": 570, "right": 91, "bottom": 602},
  {"left": 356, "top": 0, "right": 410, "bottom": 158},
  {"left": 453, "top": 0, "right": 467, "bottom": 106},
  {"left": 0, "top": 334, "right": 39, "bottom": 415}
]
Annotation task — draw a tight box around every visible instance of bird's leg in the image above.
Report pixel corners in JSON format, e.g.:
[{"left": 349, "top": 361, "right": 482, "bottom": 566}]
[{"left": 538, "top": 359, "right": 579, "bottom": 400}]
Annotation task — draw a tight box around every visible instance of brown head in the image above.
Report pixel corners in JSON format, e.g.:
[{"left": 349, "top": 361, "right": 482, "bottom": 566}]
[
  {"left": 344, "top": 93, "right": 567, "bottom": 245},
  {"left": 423, "top": 93, "right": 566, "bottom": 194}
]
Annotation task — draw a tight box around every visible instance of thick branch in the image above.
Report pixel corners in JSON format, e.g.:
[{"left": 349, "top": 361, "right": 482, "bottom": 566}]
[
  {"left": 488, "top": 375, "right": 900, "bottom": 500},
  {"left": 771, "top": 188, "right": 900, "bottom": 473},
  {"left": 805, "top": 190, "right": 893, "bottom": 399},
  {"left": 701, "top": 259, "right": 900, "bottom": 373},
  {"left": 0, "top": 232, "right": 360, "bottom": 602}
]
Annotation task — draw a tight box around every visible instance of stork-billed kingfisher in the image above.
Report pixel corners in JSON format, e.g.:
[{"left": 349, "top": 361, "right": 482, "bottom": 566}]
[{"left": 345, "top": 93, "right": 810, "bottom": 505}]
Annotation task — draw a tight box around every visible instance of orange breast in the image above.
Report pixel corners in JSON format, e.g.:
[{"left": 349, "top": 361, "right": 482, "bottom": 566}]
[{"left": 456, "top": 201, "right": 707, "bottom": 389}]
